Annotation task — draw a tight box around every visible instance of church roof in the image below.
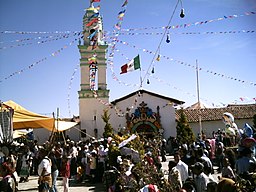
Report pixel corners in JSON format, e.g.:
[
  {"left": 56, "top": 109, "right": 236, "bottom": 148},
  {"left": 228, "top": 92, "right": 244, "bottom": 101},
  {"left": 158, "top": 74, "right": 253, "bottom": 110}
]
[
  {"left": 175, "top": 104, "right": 256, "bottom": 123},
  {"left": 111, "top": 89, "right": 185, "bottom": 105}
]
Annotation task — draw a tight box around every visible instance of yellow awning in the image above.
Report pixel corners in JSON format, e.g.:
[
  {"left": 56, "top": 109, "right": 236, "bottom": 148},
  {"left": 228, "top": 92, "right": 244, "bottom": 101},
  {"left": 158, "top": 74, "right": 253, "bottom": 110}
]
[{"left": 3, "top": 100, "right": 55, "bottom": 131}]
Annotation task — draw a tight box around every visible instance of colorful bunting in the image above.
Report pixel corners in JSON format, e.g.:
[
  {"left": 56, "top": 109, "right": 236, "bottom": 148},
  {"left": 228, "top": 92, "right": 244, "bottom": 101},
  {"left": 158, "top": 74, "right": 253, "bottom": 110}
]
[
  {"left": 88, "top": 56, "right": 97, "bottom": 64},
  {"left": 114, "top": 49, "right": 256, "bottom": 109},
  {"left": 112, "top": 38, "right": 256, "bottom": 87},
  {"left": 67, "top": 63, "right": 80, "bottom": 117},
  {"left": 86, "top": 18, "right": 98, "bottom": 27},
  {"left": 87, "top": 30, "right": 97, "bottom": 40},
  {"left": 122, "top": 0, "right": 128, "bottom": 7},
  {"left": 88, "top": 12, "right": 99, "bottom": 21},
  {"left": 110, "top": 30, "right": 255, "bottom": 36},
  {"left": 119, "top": 11, "right": 256, "bottom": 32},
  {"left": 118, "top": 10, "right": 126, "bottom": 15},
  {"left": 239, "top": 97, "right": 256, "bottom": 102},
  {"left": 0, "top": 30, "right": 76, "bottom": 34},
  {"left": 0, "top": 32, "right": 80, "bottom": 50},
  {"left": 0, "top": 36, "right": 81, "bottom": 83},
  {"left": 107, "top": 0, "right": 130, "bottom": 88},
  {"left": 88, "top": 53, "right": 98, "bottom": 90}
]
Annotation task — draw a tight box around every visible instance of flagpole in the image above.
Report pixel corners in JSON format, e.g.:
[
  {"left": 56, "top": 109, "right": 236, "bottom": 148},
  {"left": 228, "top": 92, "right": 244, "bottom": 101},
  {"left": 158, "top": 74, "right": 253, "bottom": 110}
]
[
  {"left": 139, "top": 67, "right": 143, "bottom": 88},
  {"left": 196, "top": 60, "right": 202, "bottom": 137},
  {"left": 139, "top": 54, "right": 143, "bottom": 89}
]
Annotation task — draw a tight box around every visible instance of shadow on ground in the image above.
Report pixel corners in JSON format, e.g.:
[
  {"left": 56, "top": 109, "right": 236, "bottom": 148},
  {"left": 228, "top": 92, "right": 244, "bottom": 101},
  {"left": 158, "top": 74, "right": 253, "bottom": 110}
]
[{"left": 70, "top": 180, "right": 106, "bottom": 192}]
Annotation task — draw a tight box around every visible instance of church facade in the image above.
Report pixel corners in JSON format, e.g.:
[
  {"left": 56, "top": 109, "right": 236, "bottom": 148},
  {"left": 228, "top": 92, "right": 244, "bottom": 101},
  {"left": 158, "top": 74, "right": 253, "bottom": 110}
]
[
  {"left": 78, "top": 4, "right": 184, "bottom": 140},
  {"left": 77, "top": 3, "right": 256, "bottom": 142}
]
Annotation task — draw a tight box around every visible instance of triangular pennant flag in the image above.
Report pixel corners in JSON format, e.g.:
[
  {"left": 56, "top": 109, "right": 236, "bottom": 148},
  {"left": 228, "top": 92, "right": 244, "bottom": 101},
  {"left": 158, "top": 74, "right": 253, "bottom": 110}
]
[
  {"left": 87, "top": 30, "right": 97, "bottom": 40},
  {"left": 122, "top": 0, "right": 128, "bottom": 7},
  {"left": 86, "top": 18, "right": 98, "bottom": 27},
  {"left": 88, "top": 12, "right": 99, "bottom": 21},
  {"left": 118, "top": 10, "right": 126, "bottom": 15}
]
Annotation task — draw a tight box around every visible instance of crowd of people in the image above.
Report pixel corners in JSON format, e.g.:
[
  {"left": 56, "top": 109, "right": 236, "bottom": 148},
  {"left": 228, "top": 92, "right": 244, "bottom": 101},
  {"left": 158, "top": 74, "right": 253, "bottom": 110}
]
[
  {"left": 0, "top": 137, "right": 110, "bottom": 192},
  {"left": 0, "top": 127, "right": 255, "bottom": 192}
]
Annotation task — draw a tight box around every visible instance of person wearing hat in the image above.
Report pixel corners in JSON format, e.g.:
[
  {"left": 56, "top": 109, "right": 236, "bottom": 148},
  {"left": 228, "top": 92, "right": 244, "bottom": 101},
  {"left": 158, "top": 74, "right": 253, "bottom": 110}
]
[
  {"left": 235, "top": 147, "right": 256, "bottom": 175},
  {"left": 191, "top": 162, "right": 209, "bottom": 192}
]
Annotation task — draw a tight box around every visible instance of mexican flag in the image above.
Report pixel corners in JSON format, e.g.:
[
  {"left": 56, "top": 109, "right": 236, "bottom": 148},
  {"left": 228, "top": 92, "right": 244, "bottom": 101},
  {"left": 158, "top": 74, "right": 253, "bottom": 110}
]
[{"left": 120, "top": 55, "right": 140, "bottom": 74}]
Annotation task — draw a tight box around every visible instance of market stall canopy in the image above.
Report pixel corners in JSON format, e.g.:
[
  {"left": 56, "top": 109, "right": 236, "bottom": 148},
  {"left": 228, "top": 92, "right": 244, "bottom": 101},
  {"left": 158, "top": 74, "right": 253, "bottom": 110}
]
[
  {"left": 13, "top": 129, "right": 33, "bottom": 139},
  {"left": 54, "top": 121, "right": 78, "bottom": 132},
  {"left": 3, "top": 100, "right": 78, "bottom": 132},
  {"left": 3, "top": 100, "right": 55, "bottom": 131}
]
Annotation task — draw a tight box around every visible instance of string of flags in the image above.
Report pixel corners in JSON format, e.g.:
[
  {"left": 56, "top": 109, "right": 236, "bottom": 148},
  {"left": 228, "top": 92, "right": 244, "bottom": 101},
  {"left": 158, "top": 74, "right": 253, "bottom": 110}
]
[
  {"left": 111, "top": 30, "right": 255, "bottom": 36},
  {"left": 87, "top": 0, "right": 130, "bottom": 117},
  {"left": 73, "top": 68, "right": 255, "bottom": 116},
  {"left": 114, "top": 49, "right": 256, "bottom": 108},
  {"left": 91, "top": 89, "right": 143, "bottom": 117},
  {"left": 66, "top": 54, "right": 255, "bottom": 117},
  {"left": 100, "top": 35, "right": 255, "bottom": 108},
  {"left": 112, "top": 38, "right": 256, "bottom": 87},
  {"left": 113, "top": 49, "right": 220, "bottom": 107},
  {"left": 0, "top": 32, "right": 81, "bottom": 50},
  {"left": 0, "top": 36, "right": 81, "bottom": 83},
  {"left": 1, "top": 29, "right": 254, "bottom": 50},
  {"left": 0, "top": 33, "right": 69, "bottom": 44},
  {"left": 67, "top": 63, "right": 80, "bottom": 117},
  {"left": 88, "top": 53, "right": 98, "bottom": 90},
  {"left": 2, "top": 6, "right": 254, "bottom": 114},
  {"left": 85, "top": 6, "right": 101, "bottom": 50},
  {"left": 107, "top": 0, "right": 130, "bottom": 93},
  {"left": 120, "top": 11, "right": 256, "bottom": 32},
  {"left": 238, "top": 97, "right": 256, "bottom": 102},
  {"left": 0, "top": 30, "right": 77, "bottom": 34}
]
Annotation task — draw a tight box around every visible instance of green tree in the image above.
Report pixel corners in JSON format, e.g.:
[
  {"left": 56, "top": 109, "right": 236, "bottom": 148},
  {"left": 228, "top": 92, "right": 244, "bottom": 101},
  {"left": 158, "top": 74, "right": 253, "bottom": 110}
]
[
  {"left": 102, "top": 109, "right": 113, "bottom": 138},
  {"left": 176, "top": 108, "right": 195, "bottom": 145}
]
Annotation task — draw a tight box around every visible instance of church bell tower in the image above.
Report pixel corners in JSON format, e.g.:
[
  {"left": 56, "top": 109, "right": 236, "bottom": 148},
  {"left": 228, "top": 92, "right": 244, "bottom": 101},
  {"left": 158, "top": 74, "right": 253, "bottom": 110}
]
[{"left": 78, "top": 2, "right": 109, "bottom": 139}]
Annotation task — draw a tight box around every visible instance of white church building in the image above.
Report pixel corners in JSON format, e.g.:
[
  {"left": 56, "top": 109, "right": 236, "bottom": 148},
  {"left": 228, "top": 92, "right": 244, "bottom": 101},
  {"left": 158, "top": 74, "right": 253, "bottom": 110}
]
[{"left": 77, "top": 4, "right": 185, "bottom": 140}]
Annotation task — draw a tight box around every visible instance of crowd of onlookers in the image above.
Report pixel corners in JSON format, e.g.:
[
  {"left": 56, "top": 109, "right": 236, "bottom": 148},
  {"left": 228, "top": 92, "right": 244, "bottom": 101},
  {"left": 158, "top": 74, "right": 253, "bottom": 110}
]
[
  {"left": 0, "top": 128, "right": 255, "bottom": 192},
  {"left": 165, "top": 128, "right": 256, "bottom": 192},
  {"left": 0, "top": 137, "right": 110, "bottom": 192}
]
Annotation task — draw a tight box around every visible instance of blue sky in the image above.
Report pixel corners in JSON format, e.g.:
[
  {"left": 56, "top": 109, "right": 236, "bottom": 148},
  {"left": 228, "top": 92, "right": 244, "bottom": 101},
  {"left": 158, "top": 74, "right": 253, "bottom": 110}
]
[{"left": 0, "top": 0, "right": 255, "bottom": 118}]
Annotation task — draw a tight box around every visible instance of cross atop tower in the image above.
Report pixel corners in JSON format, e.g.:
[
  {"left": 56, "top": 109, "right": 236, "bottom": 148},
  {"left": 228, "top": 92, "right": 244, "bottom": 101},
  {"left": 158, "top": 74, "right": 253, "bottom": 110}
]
[{"left": 89, "top": 0, "right": 94, "bottom": 8}]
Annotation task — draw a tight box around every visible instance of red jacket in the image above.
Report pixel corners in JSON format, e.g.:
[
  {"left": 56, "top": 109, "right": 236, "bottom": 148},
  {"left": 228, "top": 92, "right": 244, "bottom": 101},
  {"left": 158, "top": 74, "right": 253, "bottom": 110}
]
[{"left": 60, "top": 161, "right": 70, "bottom": 178}]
